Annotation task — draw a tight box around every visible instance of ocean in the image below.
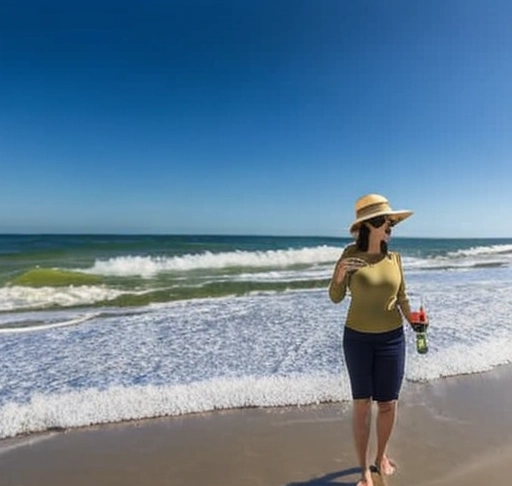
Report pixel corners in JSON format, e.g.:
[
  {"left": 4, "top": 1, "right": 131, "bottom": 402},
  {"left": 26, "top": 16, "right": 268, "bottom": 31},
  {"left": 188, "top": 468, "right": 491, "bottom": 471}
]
[{"left": 1, "top": 234, "right": 512, "bottom": 440}]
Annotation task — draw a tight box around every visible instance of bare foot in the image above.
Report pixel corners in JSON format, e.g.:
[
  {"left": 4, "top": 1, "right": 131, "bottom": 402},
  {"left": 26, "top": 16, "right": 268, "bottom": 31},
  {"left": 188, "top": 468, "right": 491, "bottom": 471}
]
[
  {"left": 378, "top": 455, "right": 397, "bottom": 475},
  {"left": 369, "top": 465, "right": 389, "bottom": 486},
  {"left": 356, "top": 467, "right": 374, "bottom": 486}
]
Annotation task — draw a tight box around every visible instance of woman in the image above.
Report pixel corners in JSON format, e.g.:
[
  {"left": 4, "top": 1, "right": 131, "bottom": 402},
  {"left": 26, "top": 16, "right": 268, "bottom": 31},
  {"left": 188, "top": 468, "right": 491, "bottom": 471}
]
[{"left": 329, "top": 194, "right": 415, "bottom": 486}]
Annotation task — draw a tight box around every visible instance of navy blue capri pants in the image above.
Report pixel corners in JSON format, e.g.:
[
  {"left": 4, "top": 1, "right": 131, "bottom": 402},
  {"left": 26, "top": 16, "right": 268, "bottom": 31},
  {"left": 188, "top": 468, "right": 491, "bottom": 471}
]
[{"left": 343, "top": 326, "right": 405, "bottom": 402}]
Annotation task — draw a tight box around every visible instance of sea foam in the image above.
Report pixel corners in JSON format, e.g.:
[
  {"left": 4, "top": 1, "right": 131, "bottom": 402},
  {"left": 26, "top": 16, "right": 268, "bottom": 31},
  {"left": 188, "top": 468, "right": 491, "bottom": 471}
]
[
  {"left": 86, "top": 246, "right": 342, "bottom": 277},
  {"left": 0, "top": 285, "right": 125, "bottom": 312},
  {"left": 0, "top": 374, "right": 348, "bottom": 440}
]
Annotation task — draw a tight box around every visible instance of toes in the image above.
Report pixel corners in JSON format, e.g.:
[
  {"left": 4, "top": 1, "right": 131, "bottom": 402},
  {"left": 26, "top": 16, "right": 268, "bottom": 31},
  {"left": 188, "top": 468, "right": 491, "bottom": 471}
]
[{"left": 380, "top": 457, "right": 397, "bottom": 475}]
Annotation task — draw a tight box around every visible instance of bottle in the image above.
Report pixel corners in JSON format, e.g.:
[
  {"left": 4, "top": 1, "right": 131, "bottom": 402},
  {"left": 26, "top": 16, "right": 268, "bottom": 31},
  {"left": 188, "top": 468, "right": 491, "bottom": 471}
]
[{"left": 414, "top": 305, "right": 428, "bottom": 354}]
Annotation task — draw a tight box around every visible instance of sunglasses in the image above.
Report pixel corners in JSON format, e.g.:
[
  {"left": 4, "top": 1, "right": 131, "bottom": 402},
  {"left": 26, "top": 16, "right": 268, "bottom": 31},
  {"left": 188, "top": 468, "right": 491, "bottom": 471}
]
[{"left": 367, "top": 216, "right": 395, "bottom": 228}]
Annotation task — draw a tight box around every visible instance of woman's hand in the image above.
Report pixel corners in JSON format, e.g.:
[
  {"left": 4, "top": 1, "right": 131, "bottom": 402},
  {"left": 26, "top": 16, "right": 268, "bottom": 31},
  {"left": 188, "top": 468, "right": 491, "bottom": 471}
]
[
  {"left": 333, "top": 257, "right": 367, "bottom": 283},
  {"left": 407, "top": 311, "right": 429, "bottom": 328}
]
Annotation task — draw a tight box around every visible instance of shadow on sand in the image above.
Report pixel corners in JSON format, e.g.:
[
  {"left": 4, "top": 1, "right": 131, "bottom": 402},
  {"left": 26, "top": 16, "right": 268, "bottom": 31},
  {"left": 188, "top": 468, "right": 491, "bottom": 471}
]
[{"left": 285, "top": 467, "right": 361, "bottom": 486}]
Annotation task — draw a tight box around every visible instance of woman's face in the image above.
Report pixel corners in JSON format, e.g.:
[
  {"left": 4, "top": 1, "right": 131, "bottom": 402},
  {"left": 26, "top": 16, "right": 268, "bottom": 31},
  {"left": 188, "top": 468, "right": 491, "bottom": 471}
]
[{"left": 366, "top": 215, "right": 393, "bottom": 242}]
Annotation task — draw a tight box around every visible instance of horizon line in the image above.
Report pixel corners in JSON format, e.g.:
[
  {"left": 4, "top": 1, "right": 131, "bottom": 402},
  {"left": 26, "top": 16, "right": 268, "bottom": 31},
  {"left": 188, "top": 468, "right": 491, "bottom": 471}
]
[{"left": 1, "top": 233, "right": 511, "bottom": 240}]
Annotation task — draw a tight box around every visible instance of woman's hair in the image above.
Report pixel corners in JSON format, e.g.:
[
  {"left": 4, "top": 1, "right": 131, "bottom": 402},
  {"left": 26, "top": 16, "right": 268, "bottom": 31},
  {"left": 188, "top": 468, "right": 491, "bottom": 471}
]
[
  {"left": 356, "top": 222, "right": 388, "bottom": 254},
  {"left": 355, "top": 224, "right": 370, "bottom": 251}
]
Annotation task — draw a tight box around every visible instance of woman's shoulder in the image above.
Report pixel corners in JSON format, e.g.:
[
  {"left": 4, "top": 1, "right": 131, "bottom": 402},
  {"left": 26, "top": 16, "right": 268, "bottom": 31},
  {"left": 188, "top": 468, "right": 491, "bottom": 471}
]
[{"left": 388, "top": 250, "right": 402, "bottom": 263}]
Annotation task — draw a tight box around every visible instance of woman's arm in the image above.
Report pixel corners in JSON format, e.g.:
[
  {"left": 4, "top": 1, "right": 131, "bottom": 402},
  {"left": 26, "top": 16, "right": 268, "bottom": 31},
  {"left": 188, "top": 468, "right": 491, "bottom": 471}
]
[
  {"left": 328, "top": 256, "right": 349, "bottom": 303},
  {"left": 395, "top": 252, "right": 412, "bottom": 323},
  {"left": 328, "top": 246, "right": 365, "bottom": 303}
]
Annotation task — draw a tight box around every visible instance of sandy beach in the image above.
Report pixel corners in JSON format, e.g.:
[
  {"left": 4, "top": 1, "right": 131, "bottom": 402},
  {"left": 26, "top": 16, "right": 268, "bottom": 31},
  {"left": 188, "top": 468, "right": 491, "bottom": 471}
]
[{"left": 2, "top": 364, "right": 512, "bottom": 486}]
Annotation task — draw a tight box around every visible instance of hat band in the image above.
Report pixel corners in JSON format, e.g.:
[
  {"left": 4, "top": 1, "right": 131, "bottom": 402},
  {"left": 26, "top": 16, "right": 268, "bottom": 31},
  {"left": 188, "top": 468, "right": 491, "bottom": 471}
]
[{"left": 356, "top": 202, "right": 392, "bottom": 219}]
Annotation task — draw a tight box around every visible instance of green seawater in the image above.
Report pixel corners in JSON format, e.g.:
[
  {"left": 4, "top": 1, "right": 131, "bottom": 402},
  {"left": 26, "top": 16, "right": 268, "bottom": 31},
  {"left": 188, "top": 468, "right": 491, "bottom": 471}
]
[{"left": 11, "top": 268, "right": 102, "bottom": 287}]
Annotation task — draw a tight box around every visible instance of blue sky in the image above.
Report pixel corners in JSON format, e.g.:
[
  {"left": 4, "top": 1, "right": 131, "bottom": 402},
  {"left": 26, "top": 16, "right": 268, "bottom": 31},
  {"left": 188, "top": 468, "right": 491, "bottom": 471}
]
[{"left": 1, "top": 0, "right": 511, "bottom": 237}]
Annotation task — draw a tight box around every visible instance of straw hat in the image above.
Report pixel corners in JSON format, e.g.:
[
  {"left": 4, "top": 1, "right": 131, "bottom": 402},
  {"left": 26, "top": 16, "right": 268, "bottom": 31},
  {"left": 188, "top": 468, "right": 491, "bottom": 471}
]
[{"left": 349, "top": 194, "right": 413, "bottom": 234}]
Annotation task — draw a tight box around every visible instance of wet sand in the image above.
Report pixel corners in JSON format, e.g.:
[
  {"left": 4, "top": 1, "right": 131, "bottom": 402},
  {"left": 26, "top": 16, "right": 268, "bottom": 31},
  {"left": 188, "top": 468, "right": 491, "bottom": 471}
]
[{"left": 2, "top": 364, "right": 512, "bottom": 486}]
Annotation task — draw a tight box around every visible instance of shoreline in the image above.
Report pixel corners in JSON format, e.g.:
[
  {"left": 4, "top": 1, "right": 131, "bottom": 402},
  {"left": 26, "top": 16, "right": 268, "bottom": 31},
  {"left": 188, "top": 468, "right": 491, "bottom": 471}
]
[{"left": 2, "top": 365, "right": 512, "bottom": 485}]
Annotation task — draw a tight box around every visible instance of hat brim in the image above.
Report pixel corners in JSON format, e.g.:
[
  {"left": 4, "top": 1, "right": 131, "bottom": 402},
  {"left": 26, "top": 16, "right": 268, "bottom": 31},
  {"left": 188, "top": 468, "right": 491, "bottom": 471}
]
[{"left": 349, "top": 210, "right": 413, "bottom": 234}]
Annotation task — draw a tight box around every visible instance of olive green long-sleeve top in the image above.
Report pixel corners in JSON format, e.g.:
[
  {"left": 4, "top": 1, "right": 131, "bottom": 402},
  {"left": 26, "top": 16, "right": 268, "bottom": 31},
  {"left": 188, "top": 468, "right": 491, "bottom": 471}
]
[{"left": 329, "top": 244, "right": 411, "bottom": 333}]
